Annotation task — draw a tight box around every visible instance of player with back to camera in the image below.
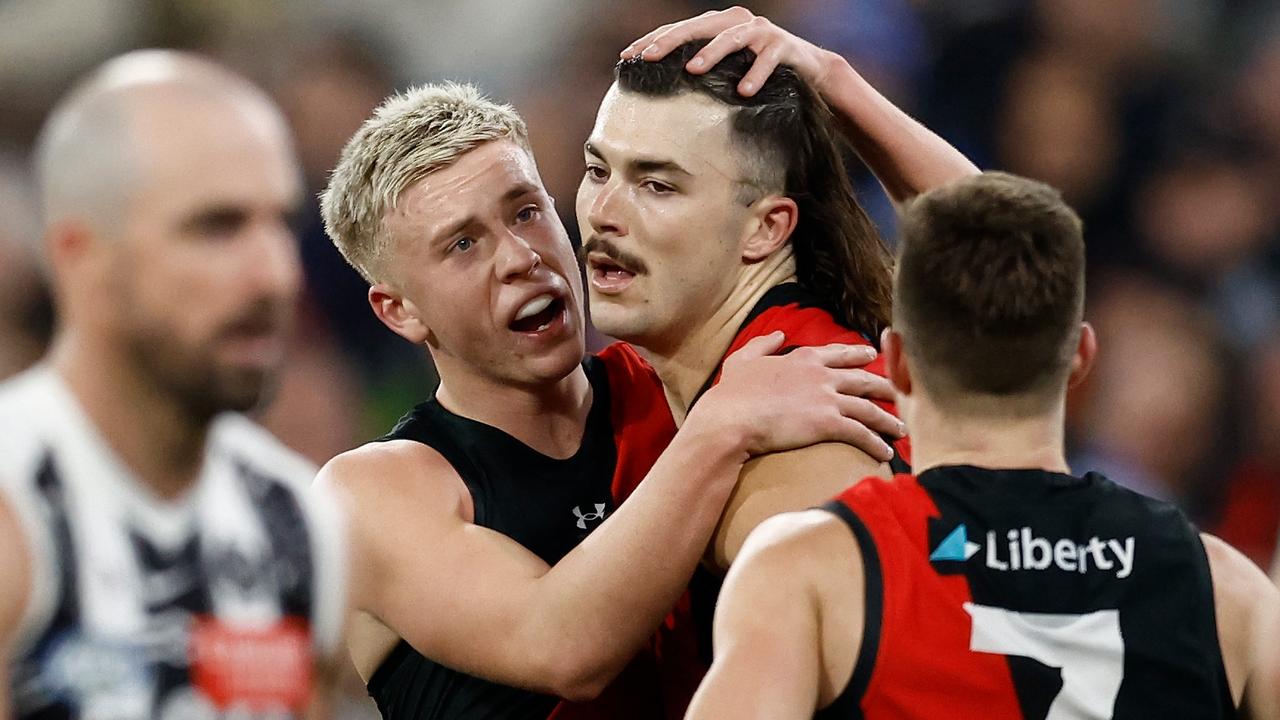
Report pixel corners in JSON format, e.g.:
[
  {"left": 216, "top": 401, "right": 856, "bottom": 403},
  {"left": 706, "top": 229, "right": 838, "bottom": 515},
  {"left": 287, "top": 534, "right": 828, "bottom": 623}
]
[
  {"left": 0, "top": 51, "right": 349, "bottom": 719},
  {"left": 685, "top": 172, "right": 1280, "bottom": 720}
]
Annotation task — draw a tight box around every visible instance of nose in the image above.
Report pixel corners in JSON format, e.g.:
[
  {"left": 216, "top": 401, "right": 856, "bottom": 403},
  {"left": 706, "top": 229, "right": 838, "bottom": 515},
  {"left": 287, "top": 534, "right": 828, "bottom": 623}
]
[
  {"left": 495, "top": 228, "right": 541, "bottom": 282},
  {"left": 585, "top": 177, "right": 626, "bottom": 239}
]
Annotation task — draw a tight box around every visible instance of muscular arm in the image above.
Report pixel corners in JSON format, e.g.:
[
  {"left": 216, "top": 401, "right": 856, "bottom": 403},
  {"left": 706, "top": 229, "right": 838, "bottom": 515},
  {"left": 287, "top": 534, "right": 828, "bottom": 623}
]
[
  {"left": 709, "top": 442, "right": 886, "bottom": 570},
  {"left": 688, "top": 510, "right": 863, "bottom": 719},
  {"left": 626, "top": 7, "right": 980, "bottom": 205},
  {"left": 0, "top": 493, "right": 32, "bottom": 720},
  {"left": 1203, "top": 533, "right": 1280, "bottom": 719},
  {"left": 331, "top": 424, "right": 747, "bottom": 701},
  {"left": 330, "top": 338, "right": 881, "bottom": 700},
  {"left": 814, "top": 54, "right": 979, "bottom": 204}
]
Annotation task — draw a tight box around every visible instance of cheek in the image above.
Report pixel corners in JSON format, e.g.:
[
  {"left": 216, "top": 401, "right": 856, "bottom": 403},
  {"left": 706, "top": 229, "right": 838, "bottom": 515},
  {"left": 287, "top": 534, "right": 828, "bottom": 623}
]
[
  {"left": 419, "top": 272, "right": 493, "bottom": 337},
  {"left": 574, "top": 179, "right": 595, "bottom": 223}
]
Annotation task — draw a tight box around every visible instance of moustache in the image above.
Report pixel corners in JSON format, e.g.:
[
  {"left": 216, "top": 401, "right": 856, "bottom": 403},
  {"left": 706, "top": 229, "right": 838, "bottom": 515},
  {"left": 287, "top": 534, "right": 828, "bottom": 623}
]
[{"left": 578, "top": 237, "right": 649, "bottom": 275}]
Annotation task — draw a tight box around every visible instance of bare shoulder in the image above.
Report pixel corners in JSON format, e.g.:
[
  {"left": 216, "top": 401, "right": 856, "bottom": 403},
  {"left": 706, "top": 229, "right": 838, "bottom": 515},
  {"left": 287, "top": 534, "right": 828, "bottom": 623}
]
[
  {"left": 316, "top": 440, "right": 473, "bottom": 565},
  {"left": 737, "top": 509, "right": 862, "bottom": 580},
  {"left": 1201, "top": 533, "right": 1279, "bottom": 706},
  {"left": 317, "top": 439, "right": 468, "bottom": 510},
  {"left": 1202, "top": 533, "right": 1276, "bottom": 614}
]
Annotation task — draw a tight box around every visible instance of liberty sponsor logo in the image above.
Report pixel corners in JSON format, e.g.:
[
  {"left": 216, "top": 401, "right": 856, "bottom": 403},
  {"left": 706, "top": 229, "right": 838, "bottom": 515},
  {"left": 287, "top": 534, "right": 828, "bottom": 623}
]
[
  {"left": 572, "top": 503, "right": 608, "bottom": 530},
  {"left": 929, "top": 524, "right": 981, "bottom": 562},
  {"left": 930, "top": 523, "right": 1136, "bottom": 579}
]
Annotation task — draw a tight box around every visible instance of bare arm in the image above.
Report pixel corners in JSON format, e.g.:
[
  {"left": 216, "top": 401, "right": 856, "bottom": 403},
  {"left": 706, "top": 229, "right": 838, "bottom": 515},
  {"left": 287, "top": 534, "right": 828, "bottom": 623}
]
[
  {"left": 688, "top": 511, "right": 863, "bottom": 719},
  {"left": 0, "top": 493, "right": 31, "bottom": 720},
  {"left": 331, "top": 338, "right": 885, "bottom": 700},
  {"left": 624, "top": 7, "right": 980, "bottom": 205},
  {"left": 305, "top": 508, "right": 361, "bottom": 720},
  {"left": 709, "top": 441, "right": 886, "bottom": 570},
  {"left": 1203, "top": 533, "right": 1280, "bottom": 719}
]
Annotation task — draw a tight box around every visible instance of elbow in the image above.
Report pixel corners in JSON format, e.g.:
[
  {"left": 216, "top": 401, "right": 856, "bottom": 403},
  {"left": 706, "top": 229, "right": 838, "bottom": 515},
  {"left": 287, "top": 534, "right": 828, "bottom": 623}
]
[
  {"left": 552, "top": 674, "right": 611, "bottom": 704},
  {"left": 534, "top": 639, "right": 619, "bottom": 702},
  {"left": 545, "top": 655, "right": 615, "bottom": 702}
]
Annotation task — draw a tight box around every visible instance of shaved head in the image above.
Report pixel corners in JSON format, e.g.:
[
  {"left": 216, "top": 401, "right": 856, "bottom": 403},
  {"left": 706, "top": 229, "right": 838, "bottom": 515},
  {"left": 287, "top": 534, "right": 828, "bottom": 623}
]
[
  {"left": 34, "top": 50, "right": 289, "bottom": 235},
  {"left": 35, "top": 50, "right": 304, "bottom": 418}
]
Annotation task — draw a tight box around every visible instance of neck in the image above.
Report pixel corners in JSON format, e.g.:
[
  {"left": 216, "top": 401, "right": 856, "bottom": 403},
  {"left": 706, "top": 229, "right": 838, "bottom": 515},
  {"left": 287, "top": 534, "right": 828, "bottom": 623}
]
[
  {"left": 50, "top": 331, "right": 210, "bottom": 500},
  {"left": 905, "top": 394, "right": 1071, "bottom": 476},
  {"left": 640, "top": 252, "right": 796, "bottom": 425},
  {"left": 433, "top": 357, "right": 592, "bottom": 459}
]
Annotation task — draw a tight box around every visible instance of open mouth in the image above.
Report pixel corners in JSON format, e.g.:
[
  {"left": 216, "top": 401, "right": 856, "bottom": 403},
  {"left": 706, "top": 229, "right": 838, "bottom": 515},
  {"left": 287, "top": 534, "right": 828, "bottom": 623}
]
[
  {"left": 509, "top": 294, "right": 567, "bottom": 333},
  {"left": 588, "top": 255, "right": 637, "bottom": 294}
]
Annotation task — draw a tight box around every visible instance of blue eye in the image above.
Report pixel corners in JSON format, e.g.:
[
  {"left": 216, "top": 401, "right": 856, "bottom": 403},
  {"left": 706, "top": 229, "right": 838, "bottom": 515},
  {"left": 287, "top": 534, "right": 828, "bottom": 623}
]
[
  {"left": 451, "top": 237, "right": 474, "bottom": 253},
  {"left": 516, "top": 205, "right": 540, "bottom": 223}
]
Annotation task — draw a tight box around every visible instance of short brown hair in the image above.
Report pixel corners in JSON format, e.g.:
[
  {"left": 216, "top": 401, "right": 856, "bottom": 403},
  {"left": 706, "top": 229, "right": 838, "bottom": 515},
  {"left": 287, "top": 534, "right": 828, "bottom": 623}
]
[{"left": 894, "top": 172, "right": 1085, "bottom": 414}]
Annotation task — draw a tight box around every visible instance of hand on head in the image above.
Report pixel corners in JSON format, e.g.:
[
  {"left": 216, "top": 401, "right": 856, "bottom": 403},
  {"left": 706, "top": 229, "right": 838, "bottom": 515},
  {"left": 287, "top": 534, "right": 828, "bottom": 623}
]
[{"left": 621, "top": 7, "right": 839, "bottom": 97}]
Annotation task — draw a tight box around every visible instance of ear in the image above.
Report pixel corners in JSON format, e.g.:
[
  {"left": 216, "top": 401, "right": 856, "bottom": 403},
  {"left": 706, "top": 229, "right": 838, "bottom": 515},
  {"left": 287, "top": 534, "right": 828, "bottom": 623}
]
[
  {"left": 1067, "top": 321, "right": 1097, "bottom": 389},
  {"left": 45, "top": 220, "right": 96, "bottom": 277},
  {"left": 740, "top": 195, "right": 798, "bottom": 262},
  {"left": 881, "top": 326, "right": 912, "bottom": 396},
  {"left": 369, "top": 283, "right": 431, "bottom": 345}
]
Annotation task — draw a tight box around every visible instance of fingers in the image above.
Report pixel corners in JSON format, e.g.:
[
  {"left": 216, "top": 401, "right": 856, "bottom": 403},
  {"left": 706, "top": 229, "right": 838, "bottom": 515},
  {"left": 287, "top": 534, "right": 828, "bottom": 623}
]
[
  {"left": 836, "top": 394, "right": 906, "bottom": 442},
  {"left": 622, "top": 23, "right": 674, "bottom": 59},
  {"left": 736, "top": 41, "right": 784, "bottom": 96},
  {"left": 622, "top": 6, "right": 756, "bottom": 61},
  {"left": 830, "top": 367, "right": 897, "bottom": 403},
  {"left": 724, "top": 331, "right": 786, "bottom": 367},
  {"left": 792, "top": 342, "right": 877, "bottom": 369},
  {"left": 620, "top": 9, "right": 788, "bottom": 98},
  {"left": 823, "top": 415, "right": 895, "bottom": 463},
  {"left": 682, "top": 20, "right": 759, "bottom": 73}
]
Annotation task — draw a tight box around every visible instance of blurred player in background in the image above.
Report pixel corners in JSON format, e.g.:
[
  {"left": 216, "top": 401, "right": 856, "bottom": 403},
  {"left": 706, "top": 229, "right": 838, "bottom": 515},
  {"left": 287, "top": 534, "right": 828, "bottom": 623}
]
[
  {"left": 0, "top": 51, "right": 348, "bottom": 719},
  {"left": 686, "top": 172, "right": 1280, "bottom": 720},
  {"left": 318, "top": 83, "right": 902, "bottom": 719}
]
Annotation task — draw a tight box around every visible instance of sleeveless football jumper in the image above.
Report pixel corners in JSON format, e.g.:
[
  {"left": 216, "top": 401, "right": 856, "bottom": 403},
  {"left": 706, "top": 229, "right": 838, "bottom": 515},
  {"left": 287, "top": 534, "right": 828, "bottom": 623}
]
[
  {"left": 817, "top": 465, "right": 1233, "bottom": 719},
  {"left": 366, "top": 357, "right": 662, "bottom": 720},
  {"left": 0, "top": 367, "right": 346, "bottom": 720}
]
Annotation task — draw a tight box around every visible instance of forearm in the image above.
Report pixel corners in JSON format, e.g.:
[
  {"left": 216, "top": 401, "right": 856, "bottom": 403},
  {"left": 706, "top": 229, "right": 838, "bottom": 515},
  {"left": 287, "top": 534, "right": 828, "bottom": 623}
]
[
  {"left": 819, "top": 52, "right": 979, "bottom": 204},
  {"left": 524, "top": 423, "right": 745, "bottom": 693}
]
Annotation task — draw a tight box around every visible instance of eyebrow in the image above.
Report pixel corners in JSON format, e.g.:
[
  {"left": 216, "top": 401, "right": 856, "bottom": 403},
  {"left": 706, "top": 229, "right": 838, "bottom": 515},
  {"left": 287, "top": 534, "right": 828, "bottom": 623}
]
[
  {"left": 179, "top": 204, "right": 249, "bottom": 233},
  {"left": 584, "top": 141, "right": 692, "bottom": 177},
  {"left": 429, "top": 182, "right": 539, "bottom": 244}
]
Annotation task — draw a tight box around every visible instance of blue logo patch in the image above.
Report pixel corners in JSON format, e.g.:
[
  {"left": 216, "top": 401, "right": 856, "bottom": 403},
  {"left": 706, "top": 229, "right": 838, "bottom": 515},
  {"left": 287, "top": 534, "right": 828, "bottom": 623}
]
[{"left": 929, "top": 523, "right": 981, "bottom": 562}]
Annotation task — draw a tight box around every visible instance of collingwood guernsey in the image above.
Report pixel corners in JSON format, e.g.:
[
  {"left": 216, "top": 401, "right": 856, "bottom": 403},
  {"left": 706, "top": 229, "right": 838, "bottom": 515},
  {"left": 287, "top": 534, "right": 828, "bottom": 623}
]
[{"left": 0, "top": 367, "right": 347, "bottom": 719}]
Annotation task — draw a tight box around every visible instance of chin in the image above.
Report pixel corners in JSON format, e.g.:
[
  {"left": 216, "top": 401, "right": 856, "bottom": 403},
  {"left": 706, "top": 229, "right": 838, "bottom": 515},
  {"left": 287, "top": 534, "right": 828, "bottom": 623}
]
[
  {"left": 590, "top": 310, "right": 658, "bottom": 347},
  {"left": 519, "top": 344, "right": 586, "bottom": 385},
  {"left": 209, "top": 368, "right": 276, "bottom": 414}
]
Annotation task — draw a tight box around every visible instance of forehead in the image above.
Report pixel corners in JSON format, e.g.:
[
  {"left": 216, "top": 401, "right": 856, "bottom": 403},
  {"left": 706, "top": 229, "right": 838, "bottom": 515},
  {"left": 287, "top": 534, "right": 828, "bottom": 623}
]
[
  {"left": 391, "top": 140, "right": 542, "bottom": 233},
  {"left": 588, "top": 85, "right": 741, "bottom": 179},
  {"left": 126, "top": 92, "right": 300, "bottom": 218}
]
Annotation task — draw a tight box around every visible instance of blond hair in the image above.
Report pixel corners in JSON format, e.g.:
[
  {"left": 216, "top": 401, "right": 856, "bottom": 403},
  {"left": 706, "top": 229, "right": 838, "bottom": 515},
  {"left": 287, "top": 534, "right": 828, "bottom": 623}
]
[{"left": 321, "top": 82, "right": 530, "bottom": 282}]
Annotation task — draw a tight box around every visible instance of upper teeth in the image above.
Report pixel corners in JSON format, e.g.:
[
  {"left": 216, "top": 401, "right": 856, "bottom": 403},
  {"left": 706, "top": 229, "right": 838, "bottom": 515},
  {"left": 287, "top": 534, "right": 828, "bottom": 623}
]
[{"left": 515, "top": 295, "right": 554, "bottom": 321}]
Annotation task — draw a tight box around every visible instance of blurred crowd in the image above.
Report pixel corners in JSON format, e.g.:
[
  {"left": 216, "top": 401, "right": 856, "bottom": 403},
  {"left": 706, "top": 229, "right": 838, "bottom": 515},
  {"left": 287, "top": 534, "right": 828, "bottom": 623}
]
[{"left": 1, "top": 0, "right": 1277, "bottom": 573}]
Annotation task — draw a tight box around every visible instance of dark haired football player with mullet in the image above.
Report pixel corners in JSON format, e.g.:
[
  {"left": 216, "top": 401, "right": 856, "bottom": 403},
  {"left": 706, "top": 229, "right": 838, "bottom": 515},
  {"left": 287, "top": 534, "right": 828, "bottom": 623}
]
[{"left": 583, "top": 9, "right": 979, "bottom": 710}]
